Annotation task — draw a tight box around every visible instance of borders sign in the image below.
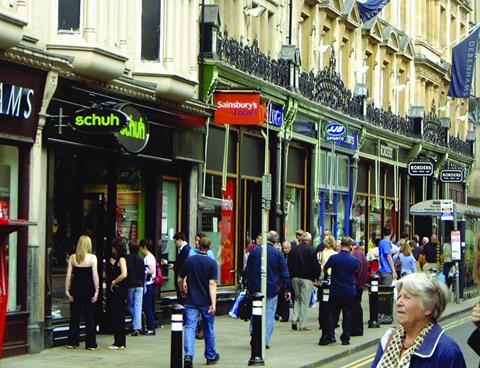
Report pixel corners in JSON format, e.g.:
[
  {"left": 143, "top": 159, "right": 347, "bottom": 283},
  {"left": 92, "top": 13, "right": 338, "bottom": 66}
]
[
  {"left": 408, "top": 162, "right": 433, "bottom": 177},
  {"left": 440, "top": 169, "right": 464, "bottom": 183}
]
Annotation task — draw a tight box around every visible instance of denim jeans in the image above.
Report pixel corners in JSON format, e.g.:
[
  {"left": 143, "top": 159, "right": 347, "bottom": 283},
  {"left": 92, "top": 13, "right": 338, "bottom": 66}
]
[
  {"left": 249, "top": 295, "right": 278, "bottom": 346},
  {"left": 127, "top": 287, "right": 143, "bottom": 331},
  {"left": 143, "top": 284, "right": 156, "bottom": 331},
  {"left": 184, "top": 304, "right": 218, "bottom": 360}
]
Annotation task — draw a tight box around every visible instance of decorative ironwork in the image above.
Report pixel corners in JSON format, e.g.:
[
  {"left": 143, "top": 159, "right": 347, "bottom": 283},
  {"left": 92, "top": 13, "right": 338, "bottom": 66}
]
[
  {"left": 216, "top": 30, "right": 290, "bottom": 89},
  {"left": 365, "top": 105, "right": 415, "bottom": 137},
  {"left": 298, "top": 51, "right": 364, "bottom": 119},
  {"left": 450, "top": 136, "right": 473, "bottom": 157},
  {"left": 423, "top": 101, "right": 447, "bottom": 147}
]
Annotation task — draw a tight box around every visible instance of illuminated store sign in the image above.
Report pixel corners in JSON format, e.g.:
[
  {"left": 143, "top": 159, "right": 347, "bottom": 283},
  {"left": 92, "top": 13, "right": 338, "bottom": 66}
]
[
  {"left": 70, "top": 107, "right": 130, "bottom": 134},
  {"left": 214, "top": 91, "right": 262, "bottom": 125},
  {"left": 115, "top": 104, "right": 150, "bottom": 153},
  {"left": 0, "top": 82, "right": 34, "bottom": 119}
]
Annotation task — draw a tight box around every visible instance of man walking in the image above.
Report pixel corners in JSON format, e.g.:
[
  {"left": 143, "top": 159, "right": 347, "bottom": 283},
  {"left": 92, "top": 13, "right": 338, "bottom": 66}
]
[
  {"left": 288, "top": 232, "right": 321, "bottom": 331},
  {"left": 245, "top": 230, "right": 291, "bottom": 348},
  {"left": 378, "top": 226, "right": 397, "bottom": 285},
  {"left": 179, "top": 237, "right": 220, "bottom": 367},
  {"left": 423, "top": 234, "right": 439, "bottom": 273},
  {"left": 173, "top": 232, "right": 191, "bottom": 305},
  {"left": 319, "top": 237, "right": 359, "bottom": 346}
]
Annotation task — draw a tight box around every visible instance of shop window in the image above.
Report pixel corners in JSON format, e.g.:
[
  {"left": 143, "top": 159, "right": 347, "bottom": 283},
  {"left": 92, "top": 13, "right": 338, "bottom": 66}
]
[
  {"left": 337, "top": 195, "right": 346, "bottom": 238},
  {"left": 353, "top": 195, "right": 367, "bottom": 247},
  {"left": 285, "top": 187, "right": 303, "bottom": 242},
  {"left": 58, "top": 0, "right": 81, "bottom": 33},
  {"left": 199, "top": 176, "right": 235, "bottom": 286},
  {"left": 160, "top": 180, "right": 179, "bottom": 292},
  {"left": 369, "top": 197, "right": 382, "bottom": 241},
  {"left": 0, "top": 145, "right": 19, "bottom": 312},
  {"left": 141, "top": 0, "right": 163, "bottom": 61}
]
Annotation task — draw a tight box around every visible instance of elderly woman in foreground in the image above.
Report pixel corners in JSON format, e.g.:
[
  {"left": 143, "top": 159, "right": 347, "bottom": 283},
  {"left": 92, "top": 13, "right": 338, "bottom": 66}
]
[{"left": 371, "top": 272, "right": 466, "bottom": 368}]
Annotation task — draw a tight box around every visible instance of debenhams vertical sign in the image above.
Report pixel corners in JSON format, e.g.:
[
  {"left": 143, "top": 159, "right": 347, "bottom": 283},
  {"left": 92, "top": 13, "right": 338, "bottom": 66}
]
[{"left": 0, "top": 82, "right": 34, "bottom": 119}]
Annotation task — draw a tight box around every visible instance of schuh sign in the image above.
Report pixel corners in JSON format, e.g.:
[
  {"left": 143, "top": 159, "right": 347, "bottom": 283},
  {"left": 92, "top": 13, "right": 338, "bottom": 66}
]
[{"left": 70, "top": 107, "right": 130, "bottom": 134}]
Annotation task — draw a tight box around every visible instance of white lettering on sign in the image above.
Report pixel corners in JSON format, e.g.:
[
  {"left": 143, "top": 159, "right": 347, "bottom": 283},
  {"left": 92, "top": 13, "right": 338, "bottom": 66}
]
[
  {"left": 380, "top": 145, "right": 394, "bottom": 159},
  {"left": 0, "top": 82, "right": 34, "bottom": 119},
  {"left": 217, "top": 101, "right": 258, "bottom": 109}
]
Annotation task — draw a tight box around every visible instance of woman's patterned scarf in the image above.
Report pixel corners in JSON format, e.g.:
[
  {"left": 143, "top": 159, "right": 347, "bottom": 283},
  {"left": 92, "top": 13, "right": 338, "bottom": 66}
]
[{"left": 378, "top": 323, "right": 434, "bottom": 368}]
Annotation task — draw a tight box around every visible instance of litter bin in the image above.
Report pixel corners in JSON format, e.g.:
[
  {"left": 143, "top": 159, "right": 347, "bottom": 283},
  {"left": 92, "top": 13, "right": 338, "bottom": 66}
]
[{"left": 377, "top": 285, "right": 395, "bottom": 324}]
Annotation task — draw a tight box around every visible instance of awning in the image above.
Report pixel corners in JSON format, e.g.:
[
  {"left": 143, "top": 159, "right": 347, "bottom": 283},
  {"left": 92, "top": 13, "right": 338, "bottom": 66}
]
[{"left": 410, "top": 199, "right": 480, "bottom": 218}]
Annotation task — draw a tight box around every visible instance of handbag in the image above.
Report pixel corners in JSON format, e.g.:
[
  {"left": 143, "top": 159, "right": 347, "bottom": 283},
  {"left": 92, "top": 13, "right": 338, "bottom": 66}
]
[{"left": 237, "top": 291, "right": 253, "bottom": 321}]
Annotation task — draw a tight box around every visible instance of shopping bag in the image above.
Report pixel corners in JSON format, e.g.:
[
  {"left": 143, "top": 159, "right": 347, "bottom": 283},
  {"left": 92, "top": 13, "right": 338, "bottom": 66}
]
[
  {"left": 392, "top": 279, "right": 397, "bottom": 301},
  {"left": 309, "top": 288, "right": 317, "bottom": 307}
]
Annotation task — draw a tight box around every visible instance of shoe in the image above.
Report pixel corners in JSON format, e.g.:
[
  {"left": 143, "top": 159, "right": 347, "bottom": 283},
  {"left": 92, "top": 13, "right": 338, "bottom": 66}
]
[
  {"left": 318, "top": 338, "right": 336, "bottom": 346},
  {"left": 141, "top": 330, "right": 156, "bottom": 336},
  {"left": 130, "top": 330, "right": 139, "bottom": 337},
  {"left": 291, "top": 322, "right": 298, "bottom": 331},
  {"left": 184, "top": 356, "right": 193, "bottom": 368},
  {"left": 298, "top": 327, "right": 311, "bottom": 331},
  {"left": 206, "top": 353, "right": 220, "bottom": 365},
  {"left": 266, "top": 345, "right": 270, "bottom": 349},
  {"left": 341, "top": 340, "right": 350, "bottom": 346},
  {"left": 108, "top": 345, "right": 125, "bottom": 350},
  {"left": 87, "top": 347, "right": 99, "bottom": 351},
  {"left": 66, "top": 345, "right": 76, "bottom": 349}
]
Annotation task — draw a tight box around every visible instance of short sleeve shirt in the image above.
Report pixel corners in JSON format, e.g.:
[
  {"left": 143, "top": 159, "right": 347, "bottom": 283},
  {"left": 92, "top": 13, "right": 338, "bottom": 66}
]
[
  {"left": 144, "top": 253, "right": 156, "bottom": 286},
  {"left": 379, "top": 237, "right": 393, "bottom": 273},
  {"left": 179, "top": 254, "right": 218, "bottom": 307}
]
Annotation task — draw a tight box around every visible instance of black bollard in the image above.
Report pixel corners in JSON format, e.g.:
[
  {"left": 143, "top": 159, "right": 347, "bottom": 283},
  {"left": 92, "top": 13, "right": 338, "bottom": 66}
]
[
  {"left": 248, "top": 292, "right": 265, "bottom": 366},
  {"left": 319, "top": 279, "right": 330, "bottom": 333},
  {"left": 170, "top": 304, "right": 185, "bottom": 368},
  {"left": 368, "top": 274, "right": 380, "bottom": 328}
]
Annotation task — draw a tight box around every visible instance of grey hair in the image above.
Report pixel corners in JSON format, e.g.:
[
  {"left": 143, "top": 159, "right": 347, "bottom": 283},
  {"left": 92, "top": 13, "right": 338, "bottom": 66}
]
[
  {"left": 301, "top": 232, "right": 312, "bottom": 241},
  {"left": 267, "top": 230, "right": 279, "bottom": 243},
  {"left": 397, "top": 272, "right": 449, "bottom": 322}
]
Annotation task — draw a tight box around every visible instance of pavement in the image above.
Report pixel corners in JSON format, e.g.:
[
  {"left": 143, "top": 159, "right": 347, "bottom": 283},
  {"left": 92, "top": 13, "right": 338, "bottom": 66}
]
[{"left": 1, "top": 293, "right": 478, "bottom": 368}]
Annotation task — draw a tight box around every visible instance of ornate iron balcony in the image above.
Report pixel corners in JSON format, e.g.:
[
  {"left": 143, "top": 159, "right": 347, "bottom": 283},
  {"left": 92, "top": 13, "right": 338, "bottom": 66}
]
[
  {"left": 423, "top": 104, "right": 447, "bottom": 147},
  {"left": 365, "top": 104, "right": 415, "bottom": 137},
  {"left": 216, "top": 29, "right": 290, "bottom": 89},
  {"left": 450, "top": 136, "right": 473, "bottom": 157}
]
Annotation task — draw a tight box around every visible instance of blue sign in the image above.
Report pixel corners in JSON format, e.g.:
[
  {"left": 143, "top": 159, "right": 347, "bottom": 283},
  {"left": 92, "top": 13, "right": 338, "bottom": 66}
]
[
  {"left": 323, "top": 121, "right": 347, "bottom": 142},
  {"left": 448, "top": 25, "right": 480, "bottom": 98},
  {"left": 356, "top": 0, "right": 391, "bottom": 23},
  {"left": 336, "top": 132, "right": 358, "bottom": 151},
  {"left": 268, "top": 104, "right": 284, "bottom": 127}
]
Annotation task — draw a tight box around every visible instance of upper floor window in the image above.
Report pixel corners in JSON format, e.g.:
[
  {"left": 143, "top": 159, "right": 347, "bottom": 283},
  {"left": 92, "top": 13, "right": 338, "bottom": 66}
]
[
  {"left": 58, "top": 0, "right": 81, "bottom": 33},
  {"left": 141, "top": 0, "right": 163, "bottom": 61}
]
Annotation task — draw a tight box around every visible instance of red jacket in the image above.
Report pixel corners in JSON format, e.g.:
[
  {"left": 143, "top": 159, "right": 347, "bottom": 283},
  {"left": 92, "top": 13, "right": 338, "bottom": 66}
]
[{"left": 352, "top": 247, "right": 368, "bottom": 289}]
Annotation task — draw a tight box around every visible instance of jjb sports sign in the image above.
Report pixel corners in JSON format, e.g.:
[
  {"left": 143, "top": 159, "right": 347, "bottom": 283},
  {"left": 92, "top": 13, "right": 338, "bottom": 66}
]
[{"left": 322, "top": 121, "right": 347, "bottom": 142}]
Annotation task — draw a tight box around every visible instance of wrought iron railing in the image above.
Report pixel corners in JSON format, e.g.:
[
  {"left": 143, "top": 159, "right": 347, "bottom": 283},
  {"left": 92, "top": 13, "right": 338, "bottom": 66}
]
[
  {"left": 216, "top": 30, "right": 290, "bottom": 89},
  {"left": 212, "top": 32, "right": 473, "bottom": 156},
  {"left": 450, "top": 136, "right": 473, "bottom": 157}
]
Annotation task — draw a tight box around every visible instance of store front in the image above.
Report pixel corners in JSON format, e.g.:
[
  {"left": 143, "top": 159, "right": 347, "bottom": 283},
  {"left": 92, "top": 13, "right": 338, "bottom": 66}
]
[
  {"left": 43, "top": 79, "right": 205, "bottom": 345},
  {"left": 0, "top": 61, "right": 46, "bottom": 356}
]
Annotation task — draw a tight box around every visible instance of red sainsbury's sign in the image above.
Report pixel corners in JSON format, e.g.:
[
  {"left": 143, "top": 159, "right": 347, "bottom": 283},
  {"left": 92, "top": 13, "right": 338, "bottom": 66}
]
[{"left": 214, "top": 91, "right": 262, "bottom": 125}]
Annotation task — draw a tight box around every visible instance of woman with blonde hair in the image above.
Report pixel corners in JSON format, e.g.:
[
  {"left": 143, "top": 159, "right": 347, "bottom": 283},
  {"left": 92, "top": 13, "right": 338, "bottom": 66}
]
[
  {"left": 318, "top": 235, "right": 337, "bottom": 275},
  {"left": 65, "top": 235, "right": 99, "bottom": 350}
]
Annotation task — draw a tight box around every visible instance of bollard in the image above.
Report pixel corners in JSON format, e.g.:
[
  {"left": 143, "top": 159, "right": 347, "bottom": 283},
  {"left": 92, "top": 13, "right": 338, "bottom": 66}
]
[
  {"left": 170, "top": 304, "right": 185, "bottom": 368},
  {"left": 248, "top": 292, "right": 265, "bottom": 366},
  {"left": 319, "top": 279, "right": 330, "bottom": 334},
  {"left": 368, "top": 274, "right": 380, "bottom": 328}
]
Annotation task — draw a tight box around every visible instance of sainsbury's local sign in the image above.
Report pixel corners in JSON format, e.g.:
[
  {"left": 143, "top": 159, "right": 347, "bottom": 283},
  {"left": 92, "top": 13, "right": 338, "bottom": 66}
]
[{"left": 214, "top": 91, "right": 262, "bottom": 125}]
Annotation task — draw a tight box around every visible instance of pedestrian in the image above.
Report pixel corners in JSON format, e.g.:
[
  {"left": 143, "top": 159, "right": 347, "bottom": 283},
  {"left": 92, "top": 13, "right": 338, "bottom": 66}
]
[
  {"left": 395, "top": 241, "right": 417, "bottom": 277},
  {"left": 179, "top": 236, "right": 220, "bottom": 367},
  {"left": 317, "top": 235, "right": 337, "bottom": 330},
  {"left": 65, "top": 235, "right": 99, "bottom": 350},
  {"left": 245, "top": 230, "right": 291, "bottom": 348},
  {"left": 282, "top": 241, "right": 292, "bottom": 259},
  {"left": 366, "top": 237, "right": 380, "bottom": 279},
  {"left": 171, "top": 232, "right": 191, "bottom": 305},
  {"left": 351, "top": 240, "right": 368, "bottom": 336},
  {"left": 288, "top": 232, "right": 321, "bottom": 331},
  {"left": 108, "top": 237, "right": 128, "bottom": 350},
  {"left": 379, "top": 226, "right": 397, "bottom": 285},
  {"left": 126, "top": 239, "right": 144, "bottom": 336},
  {"left": 246, "top": 233, "right": 262, "bottom": 257},
  {"left": 319, "top": 237, "right": 359, "bottom": 346},
  {"left": 441, "top": 235, "right": 454, "bottom": 288},
  {"left": 422, "top": 234, "right": 439, "bottom": 273},
  {"left": 290, "top": 229, "right": 304, "bottom": 248},
  {"left": 140, "top": 238, "right": 156, "bottom": 335},
  {"left": 189, "top": 233, "right": 215, "bottom": 340},
  {"left": 372, "top": 272, "right": 466, "bottom": 367}
]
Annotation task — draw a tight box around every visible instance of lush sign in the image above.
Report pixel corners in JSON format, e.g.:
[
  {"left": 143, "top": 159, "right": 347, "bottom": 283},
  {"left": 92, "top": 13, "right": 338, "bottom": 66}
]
[
  {"left": 70, "top": 107, "right": 130, "bottom": 134},
  {"left": 0, "top": 82, "right": 34, "bottom": 119},
  {"left": 214, "top": 91, "right": 262, "bottom": 125},
  {"left": 115, "top": 104, "right": 149, "bottom": 153},
  {"left": 408, "top": 162, "right": 433, "bottom": 176},
  {"left": 322, "top": 121, "right": 347, "bottom": 141}
]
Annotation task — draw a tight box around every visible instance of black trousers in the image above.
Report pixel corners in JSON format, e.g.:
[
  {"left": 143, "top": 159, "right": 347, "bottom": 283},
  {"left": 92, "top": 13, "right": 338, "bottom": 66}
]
[
  {"left": 111, "top": 289, "right": 127, "bottom": 347},
  {"left": 67, "top": 294, "right": 97, "bottom": 349},
  {"left": 324, "top": 296, "right": 355, "bottom": 343},
  {"left": 351, "top": 288, "right": 364, "bottom": 335}
]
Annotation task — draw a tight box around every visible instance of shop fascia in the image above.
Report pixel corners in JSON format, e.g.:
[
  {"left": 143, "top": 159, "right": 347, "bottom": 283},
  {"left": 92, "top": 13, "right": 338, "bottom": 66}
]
[{"left": 0, "top": 81, "right": 34, "bottom": 119}]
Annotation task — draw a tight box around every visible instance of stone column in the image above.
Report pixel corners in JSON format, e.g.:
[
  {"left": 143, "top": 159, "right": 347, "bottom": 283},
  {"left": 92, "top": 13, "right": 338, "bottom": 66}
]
[{"left": 28, "top": 72, "right": 58, "bottom": 353}]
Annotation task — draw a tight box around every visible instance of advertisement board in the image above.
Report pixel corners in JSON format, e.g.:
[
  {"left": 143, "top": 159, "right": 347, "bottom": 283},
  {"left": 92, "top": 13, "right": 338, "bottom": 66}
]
[{"left": 214, "top": 91, "right": 262, "bottom": 125}]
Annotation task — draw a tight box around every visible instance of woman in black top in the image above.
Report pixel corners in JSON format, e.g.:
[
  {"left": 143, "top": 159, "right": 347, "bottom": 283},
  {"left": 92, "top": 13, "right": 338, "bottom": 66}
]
[
  {"left": 109, "top": 237, "right": 128, "bottom": 350},
  {"left": 65, "top": 235, "right": 99, "bottom": 350}
]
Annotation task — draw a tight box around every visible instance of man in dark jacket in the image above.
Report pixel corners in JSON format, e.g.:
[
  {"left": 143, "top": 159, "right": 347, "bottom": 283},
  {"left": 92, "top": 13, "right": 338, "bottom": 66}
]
[
  {"left": 287, "top": 232, "right": 321, "bottom": 331},
  {"left": 319, "top": 237, "right": 359, "bottom": 346},
  {"left": 351, "top": 242, "right": 368, "bottom": 336},
  {"left": 172, "top": 232, "right": 191, "bottom": 305},
  {"left": 245, "top": 230, "right": 291, "bottom": 348}
]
